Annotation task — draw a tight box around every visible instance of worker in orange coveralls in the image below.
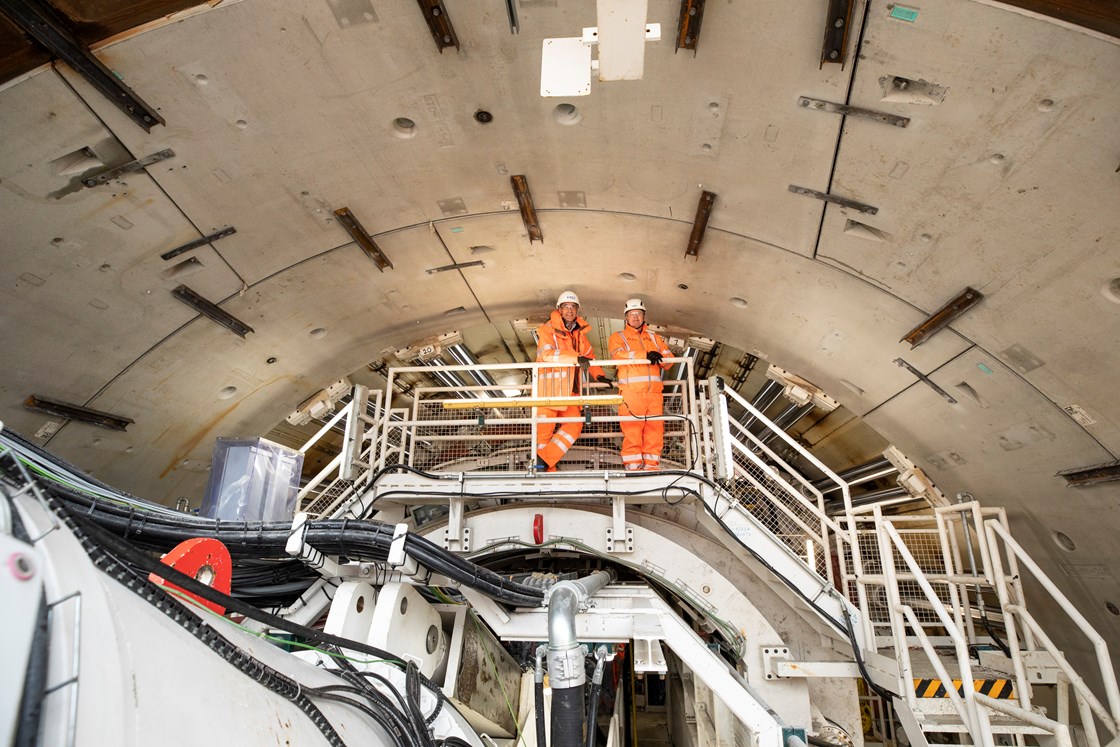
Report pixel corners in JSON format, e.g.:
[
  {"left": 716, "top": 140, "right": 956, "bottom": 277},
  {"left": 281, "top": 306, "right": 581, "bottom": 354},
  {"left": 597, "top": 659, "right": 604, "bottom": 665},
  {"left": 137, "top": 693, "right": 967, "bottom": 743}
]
[
  {"left": 533, "top": 291, "right": 610, "bottom": 471},
  {"left": 608, "top": 298, "right": 672, "bottom": 471}
]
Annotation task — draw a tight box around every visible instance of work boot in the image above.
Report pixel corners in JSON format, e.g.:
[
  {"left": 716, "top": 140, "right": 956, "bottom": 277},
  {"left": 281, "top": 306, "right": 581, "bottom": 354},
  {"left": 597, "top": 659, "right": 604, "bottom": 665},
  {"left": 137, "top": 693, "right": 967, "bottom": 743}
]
[{"left": 533, "top": 456, "right": 549, "bottom": 471}]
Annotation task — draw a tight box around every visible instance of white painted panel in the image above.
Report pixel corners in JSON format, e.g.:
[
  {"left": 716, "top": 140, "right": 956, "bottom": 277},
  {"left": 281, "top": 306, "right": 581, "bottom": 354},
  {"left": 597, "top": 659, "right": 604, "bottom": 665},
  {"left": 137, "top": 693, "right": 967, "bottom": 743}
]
[{"left": 596, "top": 0, "right": 649, "bottom": 81}]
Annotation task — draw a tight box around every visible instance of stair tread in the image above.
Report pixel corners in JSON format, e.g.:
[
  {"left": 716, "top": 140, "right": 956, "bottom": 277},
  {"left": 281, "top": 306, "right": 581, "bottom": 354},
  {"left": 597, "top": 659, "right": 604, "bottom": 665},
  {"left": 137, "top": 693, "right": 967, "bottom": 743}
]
[{"left": 876, "top": 647, "right": 1015, "bottom": 680}]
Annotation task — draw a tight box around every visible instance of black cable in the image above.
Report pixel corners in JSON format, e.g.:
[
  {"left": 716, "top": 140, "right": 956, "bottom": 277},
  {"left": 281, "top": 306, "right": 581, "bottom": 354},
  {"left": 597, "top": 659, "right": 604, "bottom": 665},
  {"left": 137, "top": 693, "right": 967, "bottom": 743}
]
[
  {"left": 46, "top": 497, "right": 350, "bottom": 746},
  {"left": 306, "top": 688, "right": 415, "bottom": 747},
  {"left": 586, "top": 677, "right": 603, "bottom": 747},
  {"left": 982, "top": 616, "right": 1013, "bottom": 659},
  {"left": 47, "top": 483, "right": 545, "bottom": 607},
  {"left": 59, "top": 506, "right": 455, "bottom": 702},
  {"left": 841, "top": 604, "right": 897, "bottom": 704},
  {"left": 438, "top": 738, "right": 475, "bottom": 747},
  {"left": 405, "top": 661, "right": 437, "bottom": 747},
  {"left": 14, "top": 591, "right": 49, "bottom": 747}
]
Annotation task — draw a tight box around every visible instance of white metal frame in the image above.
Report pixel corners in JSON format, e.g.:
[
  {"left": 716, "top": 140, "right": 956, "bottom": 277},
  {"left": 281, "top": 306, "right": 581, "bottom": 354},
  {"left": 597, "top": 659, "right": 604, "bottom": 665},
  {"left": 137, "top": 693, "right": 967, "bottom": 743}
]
[{"left": 288, "top": 362, "right": 1120, "bottom": 747}]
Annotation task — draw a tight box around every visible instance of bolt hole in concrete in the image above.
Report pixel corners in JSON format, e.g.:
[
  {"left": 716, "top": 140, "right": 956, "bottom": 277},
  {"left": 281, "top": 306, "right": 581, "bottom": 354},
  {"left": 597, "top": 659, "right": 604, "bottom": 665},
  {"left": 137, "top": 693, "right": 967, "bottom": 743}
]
[
  {"left": 310, "top": 327, "right": 328, "bottom": 339},
  {"left": 1107, "top": 602, "right": 1120, "bottom": 616},
  {"left": 1101, "top": 278, "right": 1120, "bottom": 305},
  {"left": 553, "top": 103, "right": 582, "bottom": 125},
  {"left": 392, "top": 117, "right": 417, "bottom": 138},
  {"left": 218, "top": 386, "right": 238, "bottom": 400},
  {"left": 1053, "top": 531, "right": 1076, "bottom": 552},
  {"left": 730, "top": 297, "right": 748, "bottom": 308},
  {"left": 619, "top": 272, "right": 637, "bottom": 282}
]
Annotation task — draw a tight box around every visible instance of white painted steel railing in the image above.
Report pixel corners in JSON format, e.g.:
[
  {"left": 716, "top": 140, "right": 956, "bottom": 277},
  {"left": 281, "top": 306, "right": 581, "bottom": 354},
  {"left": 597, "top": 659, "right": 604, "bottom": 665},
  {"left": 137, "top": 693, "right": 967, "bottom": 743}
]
[
  {"left": 984, "top": 520, "right": 1120, "bottom": 747},
  {"left": 374, "top": 359, "right": 697, "bottom": 474},
  {"left": 295, "top": 385, "right": 382, "bottom": 517},
  {"left": 704, "top": 378, "right": 1120, "bottom": 745},
  {"left": 284, "top": 365, "right": 1120, "bottom": 746}
]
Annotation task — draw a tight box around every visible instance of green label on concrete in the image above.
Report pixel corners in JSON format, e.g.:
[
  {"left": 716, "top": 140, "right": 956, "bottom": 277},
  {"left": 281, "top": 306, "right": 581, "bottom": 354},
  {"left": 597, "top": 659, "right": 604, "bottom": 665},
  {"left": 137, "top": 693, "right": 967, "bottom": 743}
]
[{"left": 889, "top": 6, "right": 919, "bottom": 22}]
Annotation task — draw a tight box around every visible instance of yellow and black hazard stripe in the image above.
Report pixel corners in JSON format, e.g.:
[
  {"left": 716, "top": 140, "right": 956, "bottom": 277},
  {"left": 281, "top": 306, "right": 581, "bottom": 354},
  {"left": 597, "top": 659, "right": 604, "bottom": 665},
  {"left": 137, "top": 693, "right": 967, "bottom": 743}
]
[{"left": 914, "top": 679, "right": 1015, "bottom": 699}]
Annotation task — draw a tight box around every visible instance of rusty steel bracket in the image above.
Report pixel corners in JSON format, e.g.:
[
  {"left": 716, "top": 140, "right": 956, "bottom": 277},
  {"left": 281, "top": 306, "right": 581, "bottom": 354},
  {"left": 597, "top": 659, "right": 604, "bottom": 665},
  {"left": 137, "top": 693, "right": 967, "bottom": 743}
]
[
  {"left": 789, "top": 184, "right": 878, "bottom": 215},
  {"left": 426, "top": 260, "right": 484, "bottom": 275},
  {"left": 172, "top": 285, "right": 254, "bottom": 338},
  {"left": 24, "top": 395, "right": 134, "bottom": 431},
  {"left": 798, "top": 96, "right": 910, "bottom": 128},
  {"left": 900, "top": 287, "right": 984, "bottom": 348},
  {"left": 82, "top": 149, "right": 175, "bottom": 188},
  {"left": 161, "top": 226, "right": 237, "bottom": 261}
]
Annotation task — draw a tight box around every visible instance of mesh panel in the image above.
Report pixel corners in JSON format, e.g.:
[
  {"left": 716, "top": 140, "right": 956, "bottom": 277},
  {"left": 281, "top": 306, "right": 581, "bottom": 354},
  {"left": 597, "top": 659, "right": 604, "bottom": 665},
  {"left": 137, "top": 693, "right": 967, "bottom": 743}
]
[
  {"left": 723, "top": 445, "right": 831, "bottom": 579},
  {"left": 393, "top": 379, "right": 693, "bottom": 472},
  {"left": 840, "top": 526, "right": 959, "bottom": 630},
  {"left": 301, "top": 477, "right": 354, "bottom": 517}
]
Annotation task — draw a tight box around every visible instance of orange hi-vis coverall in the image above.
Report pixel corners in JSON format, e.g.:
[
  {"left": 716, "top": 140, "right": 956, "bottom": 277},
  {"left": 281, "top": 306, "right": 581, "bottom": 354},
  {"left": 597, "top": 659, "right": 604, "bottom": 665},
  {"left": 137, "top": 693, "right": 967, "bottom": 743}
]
[
  {"left": 534, "top": 310, "right": 605, "bottom": 470},
  {"left": 608, "top": 323, "right": 671, "bottom": 471}
]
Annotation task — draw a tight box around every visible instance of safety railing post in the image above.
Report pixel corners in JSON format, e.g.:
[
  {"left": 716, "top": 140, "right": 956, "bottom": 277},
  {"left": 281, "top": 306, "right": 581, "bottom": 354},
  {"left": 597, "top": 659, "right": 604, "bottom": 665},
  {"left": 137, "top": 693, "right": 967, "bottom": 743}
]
[
  {"left": 873, "top": 507, "right": 917, "bottom": 713},
  {"left": 933, "top": 508, "right": 968, "bottom": 647}
]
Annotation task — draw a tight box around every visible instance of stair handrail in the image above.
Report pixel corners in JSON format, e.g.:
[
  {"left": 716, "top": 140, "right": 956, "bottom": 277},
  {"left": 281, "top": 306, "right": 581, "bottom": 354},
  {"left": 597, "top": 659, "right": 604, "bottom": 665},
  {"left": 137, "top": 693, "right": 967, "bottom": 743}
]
[
  {"left": 984, "top": 519, "right": 1120, "bottom": 741},
  {"left": 296, "top": 385, "right": 381, "bottom": 512},
  {"left": 876, "top": 507, "right": 994, "bottom": 743},
  {"left": 715, "top": 380, "right": 879, "bottom": 646}
]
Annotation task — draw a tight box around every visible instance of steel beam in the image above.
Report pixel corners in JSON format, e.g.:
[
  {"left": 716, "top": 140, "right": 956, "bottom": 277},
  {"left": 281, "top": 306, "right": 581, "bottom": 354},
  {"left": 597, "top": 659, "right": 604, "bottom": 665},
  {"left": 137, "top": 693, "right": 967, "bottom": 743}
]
[
  {"left": 24, "top": 394, "right": 133, "bottom": 431},
  {"left": 0, "top": 0, "right": 164, "bottom": 132}
]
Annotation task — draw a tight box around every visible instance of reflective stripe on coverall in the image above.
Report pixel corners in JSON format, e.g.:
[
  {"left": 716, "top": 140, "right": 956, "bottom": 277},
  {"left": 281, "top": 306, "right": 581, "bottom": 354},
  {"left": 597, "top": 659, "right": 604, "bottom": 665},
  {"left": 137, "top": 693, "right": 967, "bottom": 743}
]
[
  {"left": 608, "top": 324, "right": 671, "bottom": 470},
  {"left": 535, "top": 309, "right": 605, "bottom": 469}
]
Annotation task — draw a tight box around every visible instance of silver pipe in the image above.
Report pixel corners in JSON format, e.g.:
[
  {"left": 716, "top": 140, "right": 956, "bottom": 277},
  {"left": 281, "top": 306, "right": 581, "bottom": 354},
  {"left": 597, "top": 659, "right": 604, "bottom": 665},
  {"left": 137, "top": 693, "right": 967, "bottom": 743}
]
[
  {"left": 446, "top": 344, "right": 502, "bottom": 396},
  {"left": 546, "top": 569, "right": 615, "bottom": 689},
  {"left": 739, "top": 379, "right": 782, "bottom": 428},
  {"left": 591, "top": 645, "right": 608, "bottom": 685},
  {"left": 760, "top": 402, "right": 814, "bottom": 445},
  {"left": 957, "top": 492, "right": 989, "bottom": 626},
  {"left": 813, "top": 456, "right": 893, "bottom": 488},
  {"left": 826, "top": 485, "right": 911, "bottom": 512},
  {"left": 817, "top": 466, "right": 899, "bottom": 495},
  {"left": 850, "top": 485, "right": 908, "bottom": 502},
  {"left": 416, "top": 359, "right": 476, "bottom": 399},
  {"left": 535, "top": 644, "right": 547, "bottom": 684}
]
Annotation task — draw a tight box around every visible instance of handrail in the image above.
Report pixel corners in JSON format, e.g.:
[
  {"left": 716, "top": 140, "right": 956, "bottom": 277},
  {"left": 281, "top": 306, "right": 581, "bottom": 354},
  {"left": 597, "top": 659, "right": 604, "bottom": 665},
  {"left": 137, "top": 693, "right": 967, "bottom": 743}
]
[
  {"left": 975, "top": 693, "right": 1074, "bottom": 747},
  {"left": 718, "top": 380, "right": 875, "bottom": 644},
  {"left": 986, "top": 520, "right": 1120, "bottom": 737},
  {"left": 879, "top": 511, "right": 992, "bottom": 743},
  {"left": 293, "top": 361, "right": 1120, "bottom": 745},
  {"left": 720, "top": 383, "right": 852, "bottom": 509},
  {"left": 296, "top": 387, "right": 381, "bottom": 507}
]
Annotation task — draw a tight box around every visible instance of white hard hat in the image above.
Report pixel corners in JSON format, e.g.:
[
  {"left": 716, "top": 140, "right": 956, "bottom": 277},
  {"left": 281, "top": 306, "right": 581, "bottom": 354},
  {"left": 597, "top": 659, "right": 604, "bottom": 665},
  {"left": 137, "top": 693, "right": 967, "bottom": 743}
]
[
  {"left": 557, "top": 290, "right": 580, "bottom": 307},
  {"left": 623, "top": 298, "right": 646, "bottom": 314}
]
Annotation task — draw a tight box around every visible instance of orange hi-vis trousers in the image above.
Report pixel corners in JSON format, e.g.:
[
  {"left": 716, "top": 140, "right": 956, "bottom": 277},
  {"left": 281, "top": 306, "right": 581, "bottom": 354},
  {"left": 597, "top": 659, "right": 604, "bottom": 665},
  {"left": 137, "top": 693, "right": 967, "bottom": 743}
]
[
  {"left": 619, "top": 390, "right": 663, "bottom": 471},
  {"left": 536, "top": 405, "right": 583, "bottom": 469}
]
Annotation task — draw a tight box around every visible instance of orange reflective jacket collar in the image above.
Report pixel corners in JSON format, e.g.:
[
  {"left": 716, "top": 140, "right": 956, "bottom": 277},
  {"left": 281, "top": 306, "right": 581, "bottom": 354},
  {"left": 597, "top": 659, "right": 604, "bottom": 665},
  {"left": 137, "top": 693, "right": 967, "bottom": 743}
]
[{"left": 548, "top": 309, "right": 590, "bottom": 334}]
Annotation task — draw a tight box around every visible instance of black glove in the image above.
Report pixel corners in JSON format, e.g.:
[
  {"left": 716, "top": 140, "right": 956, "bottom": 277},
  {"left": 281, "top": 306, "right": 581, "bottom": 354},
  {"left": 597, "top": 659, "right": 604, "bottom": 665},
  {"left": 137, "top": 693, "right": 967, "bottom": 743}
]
[
  {"left": 596, "top": 375, "right": 613, "bottom": 386},
  {"left": 646, "top": 351, "right": 664, "bottom": 366},
  {"left": 577, "top": 356, "right": 591, "bottom": 370}
]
